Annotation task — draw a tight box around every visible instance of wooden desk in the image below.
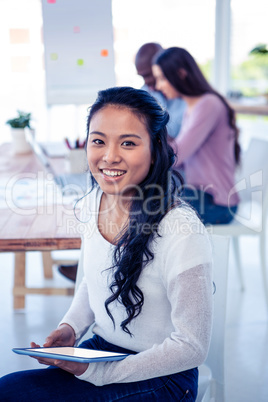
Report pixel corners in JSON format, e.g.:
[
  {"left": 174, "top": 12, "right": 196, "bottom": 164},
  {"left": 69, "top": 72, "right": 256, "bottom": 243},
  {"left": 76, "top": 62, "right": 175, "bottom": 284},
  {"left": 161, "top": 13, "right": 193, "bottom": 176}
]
[
  {"left": 0, "top": 143, "right": 82, "bottom": 309},
  {"left": 229, "top": 101, "right": 268, "bottom": 116}
]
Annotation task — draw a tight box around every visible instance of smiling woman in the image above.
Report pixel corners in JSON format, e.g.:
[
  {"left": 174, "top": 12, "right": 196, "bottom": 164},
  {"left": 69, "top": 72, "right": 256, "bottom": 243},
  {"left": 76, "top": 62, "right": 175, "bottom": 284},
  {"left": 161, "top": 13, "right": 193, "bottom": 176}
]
[
  {"left": 0, "top": 87, "right": 213, "bottom": 402},
  {"left": 87, "top": 105, "right": 152, "bottom": 198},
  {"left": 153, "top": 47, "right": 241, "bottom": 225}
]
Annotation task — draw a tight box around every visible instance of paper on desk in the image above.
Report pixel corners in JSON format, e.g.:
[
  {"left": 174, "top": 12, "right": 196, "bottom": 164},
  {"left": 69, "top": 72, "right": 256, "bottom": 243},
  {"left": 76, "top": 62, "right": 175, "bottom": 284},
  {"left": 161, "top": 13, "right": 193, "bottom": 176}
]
[{"left": 0, "top": 176, "right": 84, "bottom": 210}]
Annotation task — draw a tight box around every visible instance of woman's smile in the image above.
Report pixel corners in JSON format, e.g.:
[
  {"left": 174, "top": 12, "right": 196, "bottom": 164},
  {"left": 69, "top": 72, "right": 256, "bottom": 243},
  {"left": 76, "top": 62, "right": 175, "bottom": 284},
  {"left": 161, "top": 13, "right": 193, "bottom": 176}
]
[{"left": 101, "top": 169, "right": 126, "bottom": 179}]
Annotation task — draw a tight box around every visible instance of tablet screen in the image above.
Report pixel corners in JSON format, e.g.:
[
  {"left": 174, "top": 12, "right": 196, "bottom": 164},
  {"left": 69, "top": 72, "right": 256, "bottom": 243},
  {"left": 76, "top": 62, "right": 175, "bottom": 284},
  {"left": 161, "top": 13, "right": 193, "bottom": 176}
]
[
  {"left": 12, "top": 347, "right": 129, "bottom": 363},
  {"left": 29, "top": 347, "right": 126, "bottom": 358}
]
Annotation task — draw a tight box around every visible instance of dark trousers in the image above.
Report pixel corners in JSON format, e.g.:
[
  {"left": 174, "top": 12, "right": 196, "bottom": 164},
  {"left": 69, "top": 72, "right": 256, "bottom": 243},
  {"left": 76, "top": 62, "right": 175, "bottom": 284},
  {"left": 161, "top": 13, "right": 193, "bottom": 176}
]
[
  {"left": 0, "top": 335, "right": 198, "bottom": 401},
  {"left": 181, "top": 188, "right": 238, "bottom": 225}
]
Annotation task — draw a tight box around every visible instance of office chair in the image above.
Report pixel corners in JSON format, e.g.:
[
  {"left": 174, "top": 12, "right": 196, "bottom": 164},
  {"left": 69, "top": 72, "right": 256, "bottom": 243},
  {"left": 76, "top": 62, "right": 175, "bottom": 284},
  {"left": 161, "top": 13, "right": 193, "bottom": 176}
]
[
  {"left": 207, "top": 138, "right": 268, "bottom": 310},
  {"left": 197, "top": 234, "right": 230, "bottom": 402}
]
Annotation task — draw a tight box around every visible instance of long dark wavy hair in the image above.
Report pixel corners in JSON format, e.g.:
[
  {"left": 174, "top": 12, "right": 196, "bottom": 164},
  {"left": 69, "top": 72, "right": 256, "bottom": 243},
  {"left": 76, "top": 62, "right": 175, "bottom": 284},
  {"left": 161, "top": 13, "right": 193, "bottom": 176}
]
[
  {"left": 153, "top": 47, "right": 241, "bottom": 164},
  {"left": 86, "top": 86, "right": 183, "bottom": 335}
]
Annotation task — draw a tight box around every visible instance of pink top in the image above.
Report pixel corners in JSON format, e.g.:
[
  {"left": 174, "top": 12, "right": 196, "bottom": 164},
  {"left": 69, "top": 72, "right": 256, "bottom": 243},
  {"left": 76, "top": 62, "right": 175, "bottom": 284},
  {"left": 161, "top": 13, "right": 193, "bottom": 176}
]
[{"left": 174, "top": 93, "right": 239, "bottom": 206}]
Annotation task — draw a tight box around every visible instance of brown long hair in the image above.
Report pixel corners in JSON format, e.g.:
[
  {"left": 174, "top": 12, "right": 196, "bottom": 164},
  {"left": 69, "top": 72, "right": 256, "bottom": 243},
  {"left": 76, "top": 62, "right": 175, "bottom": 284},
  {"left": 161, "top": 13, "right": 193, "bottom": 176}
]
[
  {"left": 154, "top": 47, "right": 240, "bottom": 164},
  {"left": 86, "top": 86, "right": 183, "bottom": 335}
]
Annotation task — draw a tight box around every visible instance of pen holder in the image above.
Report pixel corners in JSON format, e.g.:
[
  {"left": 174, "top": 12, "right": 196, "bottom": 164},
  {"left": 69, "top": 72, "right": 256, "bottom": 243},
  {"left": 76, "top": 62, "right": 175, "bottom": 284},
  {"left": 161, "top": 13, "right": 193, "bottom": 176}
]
[{"left": 67, "top": 148, "right": 88, "bottom": 174}]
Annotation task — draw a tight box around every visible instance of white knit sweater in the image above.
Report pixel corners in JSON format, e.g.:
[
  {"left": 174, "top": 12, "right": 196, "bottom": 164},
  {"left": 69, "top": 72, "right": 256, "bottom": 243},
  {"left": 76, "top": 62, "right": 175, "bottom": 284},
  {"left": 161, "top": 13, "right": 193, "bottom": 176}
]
[{"left": 59, "top": 187, "right": 213, "bottom": 386}]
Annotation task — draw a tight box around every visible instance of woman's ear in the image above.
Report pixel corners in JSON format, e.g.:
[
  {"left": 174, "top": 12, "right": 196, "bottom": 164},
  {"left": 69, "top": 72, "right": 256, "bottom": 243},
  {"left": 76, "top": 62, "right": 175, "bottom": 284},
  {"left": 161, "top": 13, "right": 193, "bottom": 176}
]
[{"left": 178, "top": 68, "right": 187, "bottom": 79}]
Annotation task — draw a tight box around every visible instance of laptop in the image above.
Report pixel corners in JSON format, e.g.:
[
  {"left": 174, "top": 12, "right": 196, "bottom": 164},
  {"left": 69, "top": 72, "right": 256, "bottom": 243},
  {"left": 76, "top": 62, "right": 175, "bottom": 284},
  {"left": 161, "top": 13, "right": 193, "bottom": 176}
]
[
  {"left": 40, "top": 141, "right": 68, "bottom": 158},
  {"left": 28, "top": 133, "right": 89, "bottom": 195}
]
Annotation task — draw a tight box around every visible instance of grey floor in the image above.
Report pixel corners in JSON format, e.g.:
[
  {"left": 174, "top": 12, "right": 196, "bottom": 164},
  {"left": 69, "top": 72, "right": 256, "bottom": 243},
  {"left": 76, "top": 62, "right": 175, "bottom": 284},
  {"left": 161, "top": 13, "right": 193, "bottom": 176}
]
[{"left": 0, "top": 237, "right": 268, "bottom": 401}]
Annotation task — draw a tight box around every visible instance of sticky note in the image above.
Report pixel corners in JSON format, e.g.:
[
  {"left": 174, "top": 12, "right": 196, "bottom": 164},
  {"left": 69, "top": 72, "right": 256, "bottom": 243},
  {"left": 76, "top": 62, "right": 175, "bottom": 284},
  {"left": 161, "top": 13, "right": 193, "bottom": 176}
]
[
  {"left": 101, "top": 49, "right": 109, "bottom": 57},
  {"left": 77, "top": 59, "right": 84, "bottom": 66},
  {"left": 11, "top": 56, "right": 30, "bottom": 72},
  {"left": 10, "top": 29, "right": 30, "bottom": 44},
  {"left": 73, "top": 26, "right": 80, "bottom": 33},
  {"left": 50, "top": 53, "right": 58, "bottom": 61}
]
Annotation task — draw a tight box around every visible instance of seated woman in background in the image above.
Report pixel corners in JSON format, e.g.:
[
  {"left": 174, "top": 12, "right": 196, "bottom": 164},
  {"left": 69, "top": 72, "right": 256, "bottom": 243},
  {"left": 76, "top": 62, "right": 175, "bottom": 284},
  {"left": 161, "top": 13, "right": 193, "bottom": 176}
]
[
  {"left": 0, "top": 87, "right": 213, "bottom": 401},
  {"left": 152, "top": 47, "right": 240, "bottom": 225}
]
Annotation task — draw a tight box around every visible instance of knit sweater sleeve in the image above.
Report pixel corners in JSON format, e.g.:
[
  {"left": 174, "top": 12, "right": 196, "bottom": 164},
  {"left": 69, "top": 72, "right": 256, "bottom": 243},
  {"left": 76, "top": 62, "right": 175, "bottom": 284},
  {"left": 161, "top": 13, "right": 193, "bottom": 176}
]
[
  {"left": 59, "top": 277, "right": 95, "bottom": 342},
  {"left": 174, "top": 94, "right": 223, "bottom": 165},
  {"left": 76, "top": 211, "right": 213, "bottom": 386},
  {"left": 76, "top": 264, "right": 212, "bottom": 386}
]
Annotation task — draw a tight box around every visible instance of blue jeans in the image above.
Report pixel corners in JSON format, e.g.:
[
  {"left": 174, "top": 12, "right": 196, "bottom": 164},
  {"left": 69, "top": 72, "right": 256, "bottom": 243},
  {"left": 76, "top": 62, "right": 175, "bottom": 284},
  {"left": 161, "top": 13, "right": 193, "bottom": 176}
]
[
  {"left": 181, "top": 188, "right": 238, "bottom": 225},
  {"left": 0, "top": 335, "right": 198, "bottom": 401}
]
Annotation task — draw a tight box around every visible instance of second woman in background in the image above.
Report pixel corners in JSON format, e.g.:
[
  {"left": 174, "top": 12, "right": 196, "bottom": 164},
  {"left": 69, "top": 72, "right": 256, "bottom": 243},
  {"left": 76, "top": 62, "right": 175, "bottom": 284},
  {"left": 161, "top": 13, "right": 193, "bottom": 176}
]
[{"left": 152, "top": 47, "right": 240, "bottom": 225}]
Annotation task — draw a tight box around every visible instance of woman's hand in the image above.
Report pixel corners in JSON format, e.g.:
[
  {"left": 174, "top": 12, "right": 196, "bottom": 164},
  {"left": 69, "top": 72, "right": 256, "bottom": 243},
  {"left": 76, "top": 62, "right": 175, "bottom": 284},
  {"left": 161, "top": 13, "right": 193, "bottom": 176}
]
[
  {"left": 42, "top": 323, "right": 76, "bottom": 348},
  {"left": 30, "top": 324, "right": 88, "bottom": 375},
  {"left": 30, "top": 345, "right": 89, "bottom": 376},
  {"left": 46, "top": 358, "right": 89, "bottom": 376}
]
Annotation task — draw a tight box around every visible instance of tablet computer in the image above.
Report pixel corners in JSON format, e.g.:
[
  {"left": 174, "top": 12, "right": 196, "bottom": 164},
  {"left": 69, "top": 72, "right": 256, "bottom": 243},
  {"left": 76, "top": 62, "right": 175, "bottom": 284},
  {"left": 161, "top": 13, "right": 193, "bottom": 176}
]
[{"left": 12, "top": 347, "right": 129, "bottom": 363}]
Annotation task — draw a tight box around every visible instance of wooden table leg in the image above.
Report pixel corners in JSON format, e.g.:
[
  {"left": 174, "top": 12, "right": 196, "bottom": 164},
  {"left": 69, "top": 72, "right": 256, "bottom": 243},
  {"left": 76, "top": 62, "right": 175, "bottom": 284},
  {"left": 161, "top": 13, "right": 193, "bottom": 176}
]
[
  {"left": 12, "top": 251, "right": 75, "bottom": 310},
  {"left": 42, "top": 251, "right": 54, "bottom": 279},
  {"left": 13, "top": 252, "right": 26, "bottom": 309}
]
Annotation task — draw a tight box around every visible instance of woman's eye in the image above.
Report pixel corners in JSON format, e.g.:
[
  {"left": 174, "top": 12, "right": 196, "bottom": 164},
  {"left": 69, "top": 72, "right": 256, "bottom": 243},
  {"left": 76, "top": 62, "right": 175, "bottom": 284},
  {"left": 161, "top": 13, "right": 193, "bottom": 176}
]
[
  {"left": 122, "top": 141, "right": 135, "bottom": 147},
  {"left": 92, "top": 139, "right": 104, "bottom": 145}
]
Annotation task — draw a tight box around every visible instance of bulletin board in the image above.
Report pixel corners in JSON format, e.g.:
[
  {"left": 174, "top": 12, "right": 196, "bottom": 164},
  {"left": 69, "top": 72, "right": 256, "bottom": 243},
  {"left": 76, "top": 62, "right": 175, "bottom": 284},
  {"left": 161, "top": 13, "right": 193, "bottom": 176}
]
[{"left": 41, "top": 0, "right": 116, "bottom": 105}]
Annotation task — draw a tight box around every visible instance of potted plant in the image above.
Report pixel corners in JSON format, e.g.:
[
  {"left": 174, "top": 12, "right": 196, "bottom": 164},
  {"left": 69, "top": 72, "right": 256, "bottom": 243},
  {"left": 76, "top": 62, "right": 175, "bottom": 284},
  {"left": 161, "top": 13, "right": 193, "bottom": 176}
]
[
  {"left": 249, "top": 43, "right": 268, "bottom": 56},
  {"left": 249, "top": 44, "right": 268, "bottom": 102},
  {"left": 6, "top": 110, "right": 32, "bottom": 154}
]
